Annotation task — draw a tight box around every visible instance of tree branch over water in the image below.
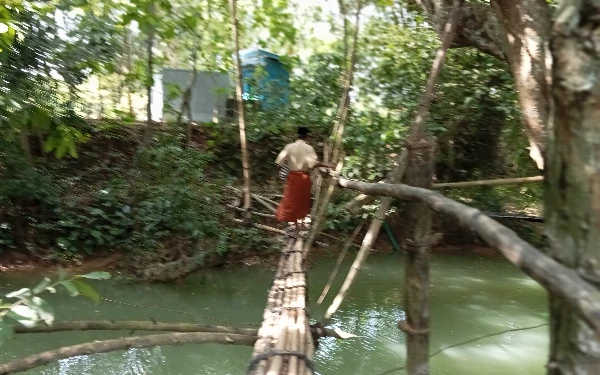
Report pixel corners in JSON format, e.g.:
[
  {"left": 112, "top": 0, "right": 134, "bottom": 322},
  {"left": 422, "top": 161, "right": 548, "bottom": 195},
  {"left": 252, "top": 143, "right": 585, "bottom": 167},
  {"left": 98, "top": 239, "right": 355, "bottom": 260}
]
[
  {"left": 14, "top": 321, "right": 258, "bottom": 335},
  {"left": 0, "top": 332, "right": 258, "bottom": 375}
]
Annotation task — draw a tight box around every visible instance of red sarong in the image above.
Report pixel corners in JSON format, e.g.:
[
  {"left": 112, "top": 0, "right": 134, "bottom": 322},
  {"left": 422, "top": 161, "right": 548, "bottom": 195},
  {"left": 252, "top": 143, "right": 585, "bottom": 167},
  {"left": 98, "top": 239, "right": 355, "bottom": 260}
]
[{"left": 276, "top": 171, "right": 311, "bottom": 222}]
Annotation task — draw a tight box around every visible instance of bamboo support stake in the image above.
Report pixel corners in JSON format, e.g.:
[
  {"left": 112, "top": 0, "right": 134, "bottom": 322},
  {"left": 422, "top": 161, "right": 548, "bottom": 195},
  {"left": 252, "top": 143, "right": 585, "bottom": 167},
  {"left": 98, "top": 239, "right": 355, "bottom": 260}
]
[
  {"left": 318, "top": 219, "right": 367, "bottom": 304},
  {"left": 432, "top": 176, "right": 543, "bottom": 189},
  {"left": 323, "top": 0, "right": 464, "bottom": 324},
  {"left": 226, "top": 204, "right": 276, "bottom": 218},
  {"left": 305, "top": 0, "right": 363, "bottom": 255}
]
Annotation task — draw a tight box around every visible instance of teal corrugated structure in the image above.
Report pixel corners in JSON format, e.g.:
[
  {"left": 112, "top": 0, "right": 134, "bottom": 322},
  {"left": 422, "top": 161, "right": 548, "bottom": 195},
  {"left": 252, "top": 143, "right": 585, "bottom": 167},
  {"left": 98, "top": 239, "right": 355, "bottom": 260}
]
[{"left": 239, "top": 48, "right": 289, "bottom": 109}]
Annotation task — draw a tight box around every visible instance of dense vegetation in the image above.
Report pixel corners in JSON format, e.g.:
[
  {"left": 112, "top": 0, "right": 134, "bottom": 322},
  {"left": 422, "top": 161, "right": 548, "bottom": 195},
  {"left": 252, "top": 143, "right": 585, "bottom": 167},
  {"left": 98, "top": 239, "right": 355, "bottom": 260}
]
[{"left": 0, "top": 0, "right": 543, "bottom": 274}]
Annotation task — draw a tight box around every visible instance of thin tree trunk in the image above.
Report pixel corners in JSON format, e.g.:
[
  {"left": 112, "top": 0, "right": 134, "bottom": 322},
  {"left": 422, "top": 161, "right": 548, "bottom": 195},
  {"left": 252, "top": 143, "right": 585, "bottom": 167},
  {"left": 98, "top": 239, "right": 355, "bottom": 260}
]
[
  {"left": 229, "top": 0, "right": 252, "bottom": 217},
  {"left": 178, "top": 40, "right": 200, "bottom": 148},
  {"left": 545, "top": 2, "right": 600, "bottom": 373},
  {"left": 125, "top": 29, "right": 134, "bottom": 116},
  {"left": 143, "top": 1, "right": 155, "bottom": 146},
  {"left": 322, "top": 0, "right": 463, "bottom": 323},
  {"left": 0, "top": 332, "right": 257, "bottom": 375}
]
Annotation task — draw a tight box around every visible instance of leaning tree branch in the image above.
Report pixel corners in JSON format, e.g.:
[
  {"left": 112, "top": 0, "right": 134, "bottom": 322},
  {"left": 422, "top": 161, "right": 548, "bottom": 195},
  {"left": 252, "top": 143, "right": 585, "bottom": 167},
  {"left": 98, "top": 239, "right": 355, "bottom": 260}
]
[
  {"left": 0, "top": 332, "right": 257, "bottom": 375},
  {"left": 335, "top": 176, "right": 600, "bottom": 336}
]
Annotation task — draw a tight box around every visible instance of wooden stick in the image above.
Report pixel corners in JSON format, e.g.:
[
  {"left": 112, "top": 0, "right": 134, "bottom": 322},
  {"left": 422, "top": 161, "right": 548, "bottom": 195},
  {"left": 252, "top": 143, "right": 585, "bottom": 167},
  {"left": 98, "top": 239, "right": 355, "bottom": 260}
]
[
  {"left": 14, "top": 321, "right": 257, "bottom": 335},
  {"left": 0, "top": 332, "right": 257, "bottom": 375},
  {"left": 318, "top": 219, "right": 367, "bottom": 304},
  {"left": 344, "top": 175, "right": 544, "bottom": 212},
  {"left": 336, "top": 176, "right": 600, "bottom": 336},
  {"left": 231, "top": 219, "right": 329, "bottom": 247},
  {"left": 226, "top": 186, "right": 278, "bottom": 213},
  {"left": 226, "top": 204, "right": 276, "bottom": 218},
  {"left": 432, "top": 176, "right": 543, "bottom": 189}
]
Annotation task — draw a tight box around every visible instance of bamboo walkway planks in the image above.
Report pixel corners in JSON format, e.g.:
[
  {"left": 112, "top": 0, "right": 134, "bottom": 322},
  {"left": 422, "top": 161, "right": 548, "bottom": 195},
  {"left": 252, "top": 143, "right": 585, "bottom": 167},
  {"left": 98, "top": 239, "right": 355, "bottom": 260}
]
[{"left": 248, "top": 236, "right": 315, "bottom": 375}]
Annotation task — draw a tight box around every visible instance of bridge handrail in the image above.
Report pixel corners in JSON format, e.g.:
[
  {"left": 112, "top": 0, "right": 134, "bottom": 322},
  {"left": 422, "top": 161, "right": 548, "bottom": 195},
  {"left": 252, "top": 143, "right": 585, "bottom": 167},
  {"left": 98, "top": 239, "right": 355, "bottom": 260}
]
[{"left": 336, "top": 176, "right": 600, "bottom": 335}]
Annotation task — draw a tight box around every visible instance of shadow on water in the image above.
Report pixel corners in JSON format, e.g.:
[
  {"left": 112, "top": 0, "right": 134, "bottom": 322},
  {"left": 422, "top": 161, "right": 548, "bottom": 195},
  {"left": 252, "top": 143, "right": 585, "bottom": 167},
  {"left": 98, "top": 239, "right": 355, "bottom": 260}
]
[{"left": 0, "top": 253, "right": 548, "bottom": 375}]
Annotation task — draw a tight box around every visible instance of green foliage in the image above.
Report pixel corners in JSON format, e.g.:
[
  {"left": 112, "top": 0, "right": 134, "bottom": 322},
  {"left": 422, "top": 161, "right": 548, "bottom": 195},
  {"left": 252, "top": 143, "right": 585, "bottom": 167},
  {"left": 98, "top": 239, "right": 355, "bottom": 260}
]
[{"left": 0, "top": 271, "right": 110, "bottom": 345}]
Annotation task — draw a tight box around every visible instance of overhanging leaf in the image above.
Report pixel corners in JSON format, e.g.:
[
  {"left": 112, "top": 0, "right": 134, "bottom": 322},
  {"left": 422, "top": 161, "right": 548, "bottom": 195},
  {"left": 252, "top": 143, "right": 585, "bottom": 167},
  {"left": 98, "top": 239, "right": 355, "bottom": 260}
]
[
  {"left": 8, "top": 305, "right": 39, "bottom": 327},
  {"left": 6, "top": 288, "right": 31, "bottom": 299},
  {"left": 25, "top": 296, "right": 54, "bottom": 325},
  {"left": 79, "top": 271, "right": 111, "bottom": 280},
  {"left": 59, "top": 280, "right": 79, "bottom": 296},
  {"left": 32, "top": 277, "right": 52, "bottom": 294},
  {"left": 71, "top": 279, "right": 100, "bottom": 303}
]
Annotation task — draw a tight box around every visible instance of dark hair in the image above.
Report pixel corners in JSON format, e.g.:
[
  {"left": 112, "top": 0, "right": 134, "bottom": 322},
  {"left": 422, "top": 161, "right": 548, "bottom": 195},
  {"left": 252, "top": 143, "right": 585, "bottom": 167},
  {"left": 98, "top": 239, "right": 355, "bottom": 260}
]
[{"left": 297, "top": 127, "right": 309, "bottom": 139}]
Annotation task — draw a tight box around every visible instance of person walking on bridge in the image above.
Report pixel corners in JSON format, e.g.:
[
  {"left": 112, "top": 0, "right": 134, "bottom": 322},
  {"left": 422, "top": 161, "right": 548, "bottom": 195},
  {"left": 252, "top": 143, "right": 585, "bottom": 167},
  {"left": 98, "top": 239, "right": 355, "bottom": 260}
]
[{"left": 275, "top": 127, "right": 333, "bottom": 234}]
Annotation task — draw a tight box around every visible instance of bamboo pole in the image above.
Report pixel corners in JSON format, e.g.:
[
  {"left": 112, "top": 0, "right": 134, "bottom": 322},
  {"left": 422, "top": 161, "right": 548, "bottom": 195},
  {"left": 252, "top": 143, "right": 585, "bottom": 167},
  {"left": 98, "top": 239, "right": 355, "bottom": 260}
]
[
  {"left": 317, "top": 220, "right": 366, "bottom": 304},
  {"left": 432, "top": 176, "right": 544, "bottom": 189},
  {"left": 226, "top": 204, "right": 276, "bottom": 218},
  {"left": 323, "top": 0, "right": 464, "bottom": 324},
  {"left": 345, "top": 176, "right": 544, "bottom": 213},
  {"left": 304, "top": 0, "right": 364, "bottom": 255}
]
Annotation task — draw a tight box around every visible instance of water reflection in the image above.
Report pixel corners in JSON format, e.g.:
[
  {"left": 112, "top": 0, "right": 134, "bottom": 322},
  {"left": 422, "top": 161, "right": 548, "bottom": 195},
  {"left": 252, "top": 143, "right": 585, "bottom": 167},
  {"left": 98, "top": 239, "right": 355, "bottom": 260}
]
[{"left": 1, "top": 253, "right": 548, "bottom": 375}]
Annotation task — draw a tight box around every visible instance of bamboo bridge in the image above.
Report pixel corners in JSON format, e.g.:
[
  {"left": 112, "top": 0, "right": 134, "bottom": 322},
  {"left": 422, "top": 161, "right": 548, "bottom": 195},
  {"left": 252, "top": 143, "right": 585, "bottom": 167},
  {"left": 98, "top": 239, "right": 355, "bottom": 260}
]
[{"left": 247, "top": 236, "right": 315, "bottom": 375}]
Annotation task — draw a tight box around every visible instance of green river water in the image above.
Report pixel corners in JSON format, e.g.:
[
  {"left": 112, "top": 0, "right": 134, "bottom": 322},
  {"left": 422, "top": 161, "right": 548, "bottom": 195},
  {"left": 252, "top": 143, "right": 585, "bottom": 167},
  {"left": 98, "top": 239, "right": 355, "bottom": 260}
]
[{"left": 1, "top": 253, "right": 548, "bottom": 375}]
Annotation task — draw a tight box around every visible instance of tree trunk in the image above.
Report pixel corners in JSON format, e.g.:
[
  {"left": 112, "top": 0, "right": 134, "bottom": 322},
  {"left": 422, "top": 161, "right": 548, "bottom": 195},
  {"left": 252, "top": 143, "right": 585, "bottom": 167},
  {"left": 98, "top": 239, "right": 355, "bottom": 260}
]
[
  {"left": 409, "top": 0, "right": 551, "bottom": 170},
  {"left": 229, "top": 0, "right": 252, "bottom": 217},
  {"left": 179, "top": 40, "right": 200, "bottom": 148},
  {"left": 545, "top": 2, "right": 600, "bottom": 373},
  {"left": 490, "top": 0, "right": 551, "bottom": 170},
  {"left": 400, "top": 137, "right": 435, "bottom": 375},
  {"left": 143, "top": 1, "right": 156, "bottom": 146}
]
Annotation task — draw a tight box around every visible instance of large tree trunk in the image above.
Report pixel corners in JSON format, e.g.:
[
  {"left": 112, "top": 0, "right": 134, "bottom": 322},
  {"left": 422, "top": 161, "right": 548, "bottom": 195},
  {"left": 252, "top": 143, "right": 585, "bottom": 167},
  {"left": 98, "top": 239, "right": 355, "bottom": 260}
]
[
  {"left": 545, "top": 2, "right": 600, "bottom": 373},
  {"left": 400, "top": 137, "right": 436, "bottom": 375},
  {"left": 229, "top": 0, "right": 252, "bottom": 216},
  {"left": 410, "top": 0, "right": 551, "bottom": 170}
]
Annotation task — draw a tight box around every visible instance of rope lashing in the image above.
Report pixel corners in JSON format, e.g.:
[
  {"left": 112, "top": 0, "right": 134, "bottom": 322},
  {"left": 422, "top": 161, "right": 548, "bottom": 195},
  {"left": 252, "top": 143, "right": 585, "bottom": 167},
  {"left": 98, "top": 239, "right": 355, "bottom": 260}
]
[{"left": 247, "top": 350, "right": 315, "bottom": 374}]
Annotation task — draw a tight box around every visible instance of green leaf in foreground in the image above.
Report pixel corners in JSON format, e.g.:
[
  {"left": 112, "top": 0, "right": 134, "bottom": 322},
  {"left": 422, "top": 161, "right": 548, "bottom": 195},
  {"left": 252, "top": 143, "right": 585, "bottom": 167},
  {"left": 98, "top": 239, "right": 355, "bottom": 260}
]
[
  {"left": 6, "top": 288, "right": 32, "bottom": 299},
  {"left": 26, "top": 296, "right": 54, "bottom": 325},
  {"left": 79, "top": 271, "right": 111, "bottom": 280},
  {"left": 0, "top": 321, "right": 13, "bottom": 346},
  {"left": 7, "top": 305, "right": 39, "bottom": 328},
  {"left": 59, "top": 280, "right": 79, "bottom": 297},
  {"left": 32, "top": 277, "right": 52, "bottom": 294},
  {"left": 71, "top": 279, "right": 100, "bottom": 303}
]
